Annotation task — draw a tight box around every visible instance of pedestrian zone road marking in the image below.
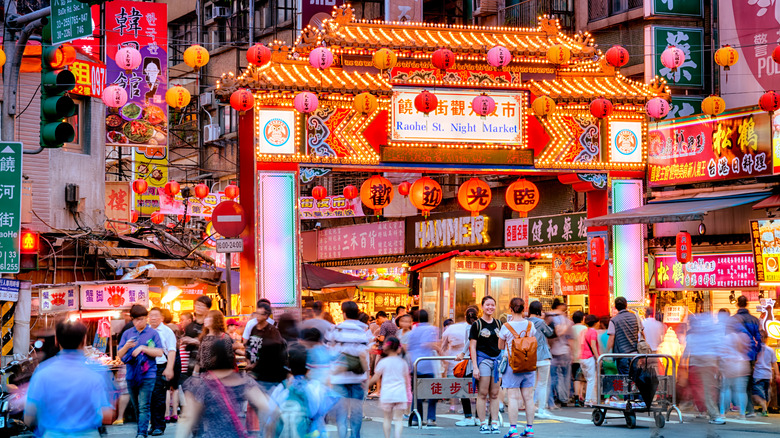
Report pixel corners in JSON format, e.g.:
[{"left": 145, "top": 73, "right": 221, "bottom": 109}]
[
  {"left": 576, "top": 411, "right": 770, "bottom": 426},
  {"left": 437, "top": 413, "right": 561, "bottom": 424}
]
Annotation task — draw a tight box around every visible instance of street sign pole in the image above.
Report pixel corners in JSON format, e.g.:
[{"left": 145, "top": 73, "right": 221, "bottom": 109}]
[
  {"left": 226, "top": 252, "right": 233, "bottom": 316},
  {"left": 0, "top": 143, "right": 23, "bottom": 274},
  {"left": 50, "top": 0, "right": 91, "bottom": 45}
]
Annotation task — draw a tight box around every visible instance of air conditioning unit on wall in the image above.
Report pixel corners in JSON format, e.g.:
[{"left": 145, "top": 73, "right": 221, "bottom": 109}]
[
  {"left": 200, "top": 92, "right": 213, "bottom": 108},
  {"left": 214, "top": 6, "right": 231, "bottom": 18},
  {"left": 473, "top": 0, "right": 498, "bottom": 17},
  {"left": 204, "top": 124, "right": 221, "bottom": 143}
]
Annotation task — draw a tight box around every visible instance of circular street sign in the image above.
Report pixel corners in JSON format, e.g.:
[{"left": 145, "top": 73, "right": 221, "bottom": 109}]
[{"left": 211, "top": 201, "right": 246, "bottom": 237}]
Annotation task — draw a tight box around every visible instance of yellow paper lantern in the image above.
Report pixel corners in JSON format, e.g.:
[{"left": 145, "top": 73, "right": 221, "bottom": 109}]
[
  {"left": 532, "top": 96, "right": 556, "bottom": 117},
  {"left": 714, "top": 45, "right": 738, "bottom": 70},
  {"left": 183, "top": 45, "right": 209, "bottom": 70},
  {"left": 0, "top": 48, "right": 6, "bottom": 67},
  {"left": 353, "top": 92, "right": 378, "bottom": 115},
  {"left": 701, "top": 95, "right": 726, "bottom": 116},
  {"left": 546, "top": 44, "right": 571, "bottom": 65},
  {"left": 166, "top": 85, "right": 192, "bottom": 109},
  {"left": 373, "top": 48, "right": 397, "bottom": 71}
]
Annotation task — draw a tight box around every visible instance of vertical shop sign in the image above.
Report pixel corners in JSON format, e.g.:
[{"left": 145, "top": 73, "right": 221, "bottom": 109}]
[
  {"left": 750, "top": 220, "right": 780, "bottom": 283},
  {"left": 105, "top": 1, "right": 168, "bottom": 213},
  {"left": 647, "top": 26, "right": 704, "bottom": 88},
  {"left": 105, "top": 181, "right": 132, "bottom": 234},
  {"left": 386, "top": 0, "right": 423, "bottom": 22},
  {"left": 718, "top": 0, "right": 780, "bottom": 108},
  {"left": 552, "top": 253, "right": 589, "bottom": 295},
  {"left": 612, "top": 180, "right": 645, "bottom": 303},
  {"left": 504, "top": 218, "right": 529, "bottom": 247},
  {"left": 663, "top": 96, "right": 703, "bottom": 120}
]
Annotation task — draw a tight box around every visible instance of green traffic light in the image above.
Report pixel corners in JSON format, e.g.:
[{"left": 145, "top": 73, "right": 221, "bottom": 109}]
[
  {"left": 41, "top": 95, "right": 75, "bottom": 119},
  {"left": 40, "top": 44, "right": 77, "bottom": 149},
  {"left": 41, "top": 122, "right": 76, "bottom": 147},
  {"left": 41, "top": 70, "right": 76, "bottom": 93}
]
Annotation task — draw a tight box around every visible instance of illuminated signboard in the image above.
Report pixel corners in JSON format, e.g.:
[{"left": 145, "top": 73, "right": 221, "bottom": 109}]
[
  {"left": 257, "top": 109, "right": 296, "bottom": 155},
  {"left": 750, "top": 219, "right": 780, "bottom": 283},
  {"left": 405, "top": 208, "right": 505, "bottom": 254},
  {"left": 391, "top": 87, "right": 525, "bottom": 145}
]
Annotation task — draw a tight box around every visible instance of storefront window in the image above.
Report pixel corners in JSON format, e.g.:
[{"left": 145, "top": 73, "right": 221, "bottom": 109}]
[
  {"left": 455, "top": 274, "right": 486, "bottom": 322},
  {"left": 421, "top": 275, "right": 440, "bottom": 327},
  {"left": 490, "top": 276, "right": 522, "bottom": 321}
]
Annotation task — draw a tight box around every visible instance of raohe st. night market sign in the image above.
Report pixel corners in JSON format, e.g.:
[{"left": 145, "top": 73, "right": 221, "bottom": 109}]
[{"left": 647, "top": 108, "right": 773, "bottom": 186}]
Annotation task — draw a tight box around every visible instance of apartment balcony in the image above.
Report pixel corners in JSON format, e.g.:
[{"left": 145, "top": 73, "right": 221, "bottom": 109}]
[{"left": 499, "top": 0, "right": 574, "bottom": 33}]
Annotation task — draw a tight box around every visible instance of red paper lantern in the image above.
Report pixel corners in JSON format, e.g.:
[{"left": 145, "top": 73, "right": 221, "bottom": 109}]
[
  {"left": 130, "top": 210, "right": 139, "bottom": 224},
  {"left": 414, "top": 90, "right": 438, "bottom": 115},
  {"left": 773, "top": 46, "right": 780, "bottom": 64},
  {"left": 590, "top": 237, "right": 605, "bottom": 267},
  {"left": 193, "top": 183, "right": 209, "bottom": 199},
  {"left": 360, "top": 175, "right": 394, "bottom": 215},
  {"left": 151, "top": 211, "right": 164, "bottom": 224},
  {"left": 398, "top": 181, "right": 412, "bottom": 197},
  {"left": 224, "top": 184, "right": 239, "bottom": 200},
  {"left": 343, "top": 185, "right": 358, "bottom": 200},
  {"left": 590, "top": 97, "right": 613, "bottom": 119},
  {"left": 409, "top": 177, "right": 442, "bottom": 217},
  {"left": 457, "top": 178, "right": 492, "bottom": 216},
  {"left": 163, "top": 181, "right": 180, "bottom": 197},
  {"left": 247, "top": 44, "right": 272, "bottom": 66},
  {"left": 605, "top": 45, "right": 629, "bottom": 68},
  {"left": 505, "top": 179, "right": 539, "bottom": 217},
  {"left": 312, "top": 185, "right": 327, "bottom": 200},
  {"left": 230, "top": 89, "right": 254, "bottom": 114},
  {"left": 759, "top": 91, "right": 780, "bottom": 113},
  {"left": 132, "top": 179, "right": 148, "bottom": 195},
  {"left": 432, "top": 48, "right": 455, "bottom": 72},
  {"left": 177, "top": 214, "right": 192, "bottom": 222},
  {"left": 676, "top": 231, "right": 692, "bottom": 264}
]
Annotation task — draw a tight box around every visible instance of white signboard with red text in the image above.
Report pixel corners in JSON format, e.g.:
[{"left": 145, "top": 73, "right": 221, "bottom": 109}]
[{"left": 80, "top": 284, "right": 149, "bottom": 309}]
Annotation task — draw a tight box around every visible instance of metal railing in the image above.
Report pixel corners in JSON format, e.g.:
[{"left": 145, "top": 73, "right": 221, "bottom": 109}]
[{"left": 500, "top": 0, "right": 574, "bottom": 32}]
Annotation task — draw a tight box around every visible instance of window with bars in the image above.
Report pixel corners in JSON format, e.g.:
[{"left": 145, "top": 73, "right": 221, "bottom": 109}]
[
  {"left": 351, "top": 0, "right": 384, "bottom": 21},
  {"left": 589, "top": 0, "right": 641, "bottom": 22},
  {"left": 170, "top": 15, "right": 197, "bottom": 65}
]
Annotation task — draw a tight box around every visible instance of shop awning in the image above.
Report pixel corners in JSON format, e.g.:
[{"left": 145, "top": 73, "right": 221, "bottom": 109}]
[
  {"left": 752, "top": 193, "right": 780, "bottom": 210},
  {"left": 584, "top": 192, "right": 771, "bottom": 227},
  {"left": 301, "top": 264, "right": 365, "bottom": 291}
]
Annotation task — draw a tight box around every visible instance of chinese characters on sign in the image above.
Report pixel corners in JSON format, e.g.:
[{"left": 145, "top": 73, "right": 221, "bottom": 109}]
[
  {"left": 650, "top": 26, "right": 704, "bottom": 88},
  {"left": 392, "top": 88, "right": 525, "bottom": 145},
  {"left": 416, "top": 377, "right": 479, "bottom": 399},
  {"left": 456, "top": 259, "right": 524, "bottom": 274},
  {"left": 504, "top": 218, "right": 529, "bottom": 247},
  {"left": 663, "top": 305, "right": 687, "bottom": 324},
  {"left": 80, "top": 284, "right": 149, "bottom": 309},
  {"left": 159, "top": 191, "right": 238, "bottom": 217},
  {"left": 750, "top": 220, "right": 780, "bottom": 283},
  {"left": 317, "top": 222, "right": 405, "bottom": 260},
  {"left": 40, "top": 286, "right": 79, "bottom": 313},
  {"left": 0, "top": 143, "right": 22, "bottom": 274},
  {"left": 299, "top": 196, "right": 365, "bottom": 219},
  {"left": 70, "top": 59, "right": 106, "bottom": 98},
  {"left": 553, "top": 253, "right": 589, "bottom": 295},
  {"left": 0, "top": 279, "right": 20, "bottom": 302},
  {"left": 654, "top": 253, "right": 757, "bottom": 289},
  {"left": 505, "top": 213, "right": 588, "bottom": 248},
  {"left": 647, "top": 109, "right": 772, "bottom": 186}
]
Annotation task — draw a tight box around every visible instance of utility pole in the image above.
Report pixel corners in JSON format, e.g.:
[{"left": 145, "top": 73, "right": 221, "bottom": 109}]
[{"left": 2, "top": 2, "right": 49, "bottom": 147}]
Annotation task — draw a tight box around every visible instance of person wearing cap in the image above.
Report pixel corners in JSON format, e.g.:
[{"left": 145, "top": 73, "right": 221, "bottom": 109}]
[{"left": 226, "top": 318, "right": 242, "bottom": 343}]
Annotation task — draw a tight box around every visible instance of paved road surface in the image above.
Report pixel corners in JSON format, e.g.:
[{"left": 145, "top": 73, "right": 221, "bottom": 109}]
[{"left": 101, "top": 399, "right": 780, "bottom": 437}]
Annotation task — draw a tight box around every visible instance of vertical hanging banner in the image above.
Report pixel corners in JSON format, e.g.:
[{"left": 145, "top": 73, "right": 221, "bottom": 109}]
[
  {"left": 105, "top": 181, "right": 132, "bottom": 234},
  {"left": 105, "top": 1, "right": 169, "bottom": 214}
]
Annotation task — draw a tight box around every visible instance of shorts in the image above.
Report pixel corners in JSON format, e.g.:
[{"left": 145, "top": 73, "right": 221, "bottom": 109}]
[
  {"left": 381, "top": 402, "right": 407, "bottom": 412},
  {"left": 572, "top": 363, "right": 585, "bottom": 382},
  {"left": 752, "top": 379, "right": 770, "bottom": 400},
  {"left": 501, "top": 370, "right": 536, "bottom": 389},
  {"left": 478, "top": 359, "right": 495, "bottom": 377}
]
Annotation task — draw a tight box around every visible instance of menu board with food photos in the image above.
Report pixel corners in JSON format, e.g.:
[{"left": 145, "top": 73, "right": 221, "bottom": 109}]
[{"left": 750, "top": 220, "right": 780, "bottom": 282}]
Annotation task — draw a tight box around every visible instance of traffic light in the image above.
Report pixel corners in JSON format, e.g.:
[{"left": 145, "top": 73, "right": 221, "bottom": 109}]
[
  {"left": 19, "top": 230, "right": 39, "bottom": 271},
  {"left": 40, "top": 43, "right": 77, "bottom": 148}
]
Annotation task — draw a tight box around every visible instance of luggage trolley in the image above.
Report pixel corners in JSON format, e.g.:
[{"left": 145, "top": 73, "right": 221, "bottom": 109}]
[{"left": 591, "top": 353, "right": 683, "bottom": 429}]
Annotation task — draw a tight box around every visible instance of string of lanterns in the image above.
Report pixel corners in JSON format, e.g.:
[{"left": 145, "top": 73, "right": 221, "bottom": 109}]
[{"left": 130, "top": 180, "right": 240, "bottom": 224}]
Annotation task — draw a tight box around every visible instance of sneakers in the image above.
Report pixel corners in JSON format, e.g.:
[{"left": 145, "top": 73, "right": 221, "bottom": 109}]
[
  {"left": 426, "top": 420, "right": 437, "bottom": 427},
  {"left": 536, "top": 409, "right": 552, "bottom": 418},
  {"left": 456, "top": 417, "right": 479, "bottom": 427},
  {"left": 709, "top": 417, "right": 726, "bottom": 425},
  {"left": 746, "top": 412, "right": 757, "bottom": 418},
  {"left": 760, "top": 411, "right": 769, "bottom": 417},
  {"left": 480, "top": 424, "right": 492, "bottom": 434},
  {"left": 520, "top": 426, "right": 535, "bottom": 437},
  {"left": 503, "top": 430, "right": 519, "bottom": 438},
  {"left": 491, "top": 423, "right": 501, "bottom": 434}
]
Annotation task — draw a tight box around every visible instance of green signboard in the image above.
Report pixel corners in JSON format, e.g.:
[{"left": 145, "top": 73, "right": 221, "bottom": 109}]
[
  {"left": 0, "top": 143, "right": 22, "bottom": 273},
  {"left": 664, "top": 96, "right": 704, "bottom": 119},
  {"left": 652, "top": 0, "right": 703, "bottom": 17},
  {"left": 652, "top": 26, "right": 704, "bottom": 88},
  {"left": 50, "top": 0, "right": 92, "bottom": 45}
]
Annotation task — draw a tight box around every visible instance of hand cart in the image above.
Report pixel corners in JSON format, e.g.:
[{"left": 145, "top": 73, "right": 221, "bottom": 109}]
[{"left": 590, "top": 353, "right": 683, "bottom": 429}]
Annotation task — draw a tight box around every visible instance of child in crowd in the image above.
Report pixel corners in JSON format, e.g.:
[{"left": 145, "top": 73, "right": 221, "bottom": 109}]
[
  {"left": 369, "top": 337, "right": 411, "bottom": 438},
  {"left": 752, "top": 331, "right": 779, "bottom": 417}
]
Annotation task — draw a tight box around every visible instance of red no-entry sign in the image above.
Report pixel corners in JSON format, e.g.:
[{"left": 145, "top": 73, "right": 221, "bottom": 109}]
[{"left": 211, "top": 201, "right": 246, "bottom": 237}]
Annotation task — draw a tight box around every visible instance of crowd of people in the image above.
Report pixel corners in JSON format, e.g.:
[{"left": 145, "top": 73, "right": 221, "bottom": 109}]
[{"left": 18, "top": 293, "right": 780, "bottom": 438}]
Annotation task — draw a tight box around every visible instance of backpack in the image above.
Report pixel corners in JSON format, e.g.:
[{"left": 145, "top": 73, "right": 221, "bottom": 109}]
[
  {"left": 275, "top": 381, "right": 313, "bottom": 438},
  {"left": 505, "top": 322, "right": 537, "bottom": 373}
]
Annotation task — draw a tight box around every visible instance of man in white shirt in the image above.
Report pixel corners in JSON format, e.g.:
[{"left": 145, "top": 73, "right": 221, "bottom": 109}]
[
  {"left": 642, "top": 307, "right": 666, "bottom": 352},
  {"left": 148, "top": 307, "right": 177, "bottom": 436},
  {"left": 242, "top": 298, "right": 275, "bottom": 342}
]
